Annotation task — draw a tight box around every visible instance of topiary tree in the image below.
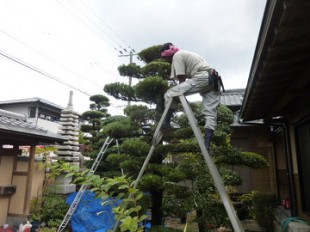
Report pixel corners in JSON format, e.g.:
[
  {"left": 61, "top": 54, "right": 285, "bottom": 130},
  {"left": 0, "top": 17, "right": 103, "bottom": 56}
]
[
  {"left": 80, "top": 94, "right": 110, "bottom": 152},
  {"left": 78, "top": 94, "right": 115, "bottom": 175},
  {"left": 102, "top": 44, "right": 269, "bottom": 230},
  {"left": 103, "top": 44, "right": 184, "bottom": 226},
  {"left": 164, "top": 103, "right": 269, "bottom": 231}
]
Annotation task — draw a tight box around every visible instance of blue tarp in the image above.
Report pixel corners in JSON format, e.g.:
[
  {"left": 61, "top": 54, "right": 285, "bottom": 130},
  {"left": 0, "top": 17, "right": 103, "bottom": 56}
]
[{"left": 66, "top": 190, "right": 120, "bottom": 232}]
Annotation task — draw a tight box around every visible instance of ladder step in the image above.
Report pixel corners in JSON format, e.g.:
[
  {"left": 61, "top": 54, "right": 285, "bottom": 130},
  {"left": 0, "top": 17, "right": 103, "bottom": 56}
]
[{"left": 57, "top": 137, "right": 113, "bottom": 232}]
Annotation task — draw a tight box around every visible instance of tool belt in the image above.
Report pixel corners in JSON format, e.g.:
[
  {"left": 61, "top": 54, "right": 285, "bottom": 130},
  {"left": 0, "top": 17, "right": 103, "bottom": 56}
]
[{"left": 208, "top": 69, "right": 225, "bottom": 92}]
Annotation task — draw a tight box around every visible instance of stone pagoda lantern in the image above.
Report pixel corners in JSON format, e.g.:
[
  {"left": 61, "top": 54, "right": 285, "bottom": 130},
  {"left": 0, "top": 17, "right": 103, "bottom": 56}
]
[
  {"left": 55, "top": 91, "right": 81, "bottom": 165},
  {"left": 49, "top": 91, "right": 82, "bottom": 194}
]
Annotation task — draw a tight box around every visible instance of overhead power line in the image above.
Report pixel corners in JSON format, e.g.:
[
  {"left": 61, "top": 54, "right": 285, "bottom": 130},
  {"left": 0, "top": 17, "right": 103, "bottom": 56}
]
[
  {"left": 0, "top": 28, "right": 118, "bottom": 88},
  {"left": 58, "top": 0, "right": 136, "bottom": 56},
  {"left": 56, "top": 0, "right": 119, "bottom": 50},
  {"left": 0, "top": 49, "right": 91, "bottom": 96},
  {"left": 78, "top": 0, "right": 132, "bottom": 49}
]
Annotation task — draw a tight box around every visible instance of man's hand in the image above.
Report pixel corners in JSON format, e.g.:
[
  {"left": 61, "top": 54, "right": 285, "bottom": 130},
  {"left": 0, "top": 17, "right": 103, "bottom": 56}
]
[{"left": 177, "top": 75, "right": 186, "bottom": 83}]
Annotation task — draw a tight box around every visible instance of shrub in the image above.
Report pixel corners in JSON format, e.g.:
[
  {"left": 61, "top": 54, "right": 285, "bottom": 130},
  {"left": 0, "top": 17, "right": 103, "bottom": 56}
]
[
  {"left": 30, "top": 195, "right": 69, "bottom": 228},
  {"left": 252, "top": 193, "right": 278, "bottom": 231}
]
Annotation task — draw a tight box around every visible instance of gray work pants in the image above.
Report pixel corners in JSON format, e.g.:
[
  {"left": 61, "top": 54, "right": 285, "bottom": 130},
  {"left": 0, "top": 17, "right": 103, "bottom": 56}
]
[{"left": 164, "top": 72, "right": 220, "bottom": 130}]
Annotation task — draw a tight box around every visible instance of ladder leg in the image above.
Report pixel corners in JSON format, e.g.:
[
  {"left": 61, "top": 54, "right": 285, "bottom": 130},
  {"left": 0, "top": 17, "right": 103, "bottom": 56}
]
[
  {"left": 112, "top": 99, "right": 173, "bottom": 232},
  {"left": 91, "top": 137, "right": 114, "bottom": 173},
  {"left": 133, "top": 98, "right": 173, "bottom": 187},
  {"left": 57, "top": 137, "right": 113, "bottom": 232},
  {"left": 152, "top": 98, "right": 173, "bottom": 145},
  {"left": 135, "top": 98, "right": 173, "bottom": 186},
  {"left": 179, "top": 95, "right": 244, "bottom": 232}
]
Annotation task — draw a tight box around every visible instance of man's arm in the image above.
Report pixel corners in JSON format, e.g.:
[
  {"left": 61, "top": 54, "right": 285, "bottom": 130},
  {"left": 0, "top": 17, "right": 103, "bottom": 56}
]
[{"left": 177, "top": 75, "right": 186, "bottom": 84}]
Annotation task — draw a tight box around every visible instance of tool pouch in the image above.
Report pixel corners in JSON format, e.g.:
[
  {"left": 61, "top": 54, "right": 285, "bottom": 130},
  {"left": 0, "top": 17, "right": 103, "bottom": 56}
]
[{"left": 208, "top": 69, "right": 225, "bottom": 92}]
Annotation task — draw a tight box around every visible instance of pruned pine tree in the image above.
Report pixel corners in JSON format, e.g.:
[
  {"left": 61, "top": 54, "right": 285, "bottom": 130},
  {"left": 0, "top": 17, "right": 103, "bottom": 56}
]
[
  {"left": 103, "top": 45, "right": 182, "bottom": 225},
  {"left": 80, "top": 94, "right": 111, "bottom": 164},
  {"left": 163, "top": 103, "right": 269, "bottom": 231},
  {"left": 103, "top": 45, "right": 268, "bottom": 230}
]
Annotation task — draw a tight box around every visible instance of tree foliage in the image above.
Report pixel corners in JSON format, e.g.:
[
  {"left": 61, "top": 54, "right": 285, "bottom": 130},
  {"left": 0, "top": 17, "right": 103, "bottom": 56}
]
[
  {"left": 103, "top": 116, "right": 139, "bottom": 139},
  {"left": 80, "top": 94, "right": 110, "bottom": 149},
  {"left": 138, "top": 45, "right": 162, "bottom": 63},
  {"left": 99, "top": 44, "right": 269, "bottom": 229},
  {"left": 134, "top": 76, "right": 168, "bottom": 106},
  {"left": 161, "top": 104, "right": 269, "bottom": 230},
  {"left": 104, "top": 82, "right": 138, "bottom": 102},
  {"left": 118, "top": 63, "right": 143, "bottom": 79},
  {"left": 141, "top": 62, "right": 171, "bottom": 79},
  {"left": 89, "top": 94, "right": 110, "bottom": 112}
]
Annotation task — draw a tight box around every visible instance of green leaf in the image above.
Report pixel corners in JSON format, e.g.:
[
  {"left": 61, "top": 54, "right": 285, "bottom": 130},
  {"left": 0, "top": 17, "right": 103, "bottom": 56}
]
[
  {"left": 120, "top": 216, "right": 139, "bottom": 232},
  {"left": 128, "top": 188, "right": 138, "bottom": 195},
  {"left": 135, "top": 193, "right": 144, "bottom": 201},
  {"left": 118, "top": 184, "right": 129, "bottom": 190},
  {"left": 96, "top": 192, "right": 107, "bottom": 199}
]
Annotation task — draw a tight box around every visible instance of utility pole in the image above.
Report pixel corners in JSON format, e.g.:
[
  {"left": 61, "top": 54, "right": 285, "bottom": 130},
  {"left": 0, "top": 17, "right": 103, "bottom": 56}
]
[{"left": 117, "top": 46, "right": 137, "bottom": 105}]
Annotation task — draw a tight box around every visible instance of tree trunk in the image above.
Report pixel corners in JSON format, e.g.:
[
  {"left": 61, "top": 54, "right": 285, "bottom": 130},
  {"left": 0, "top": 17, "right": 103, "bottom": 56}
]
[{"left": 151, "top": 189, "right": 163, "bottom": 226}]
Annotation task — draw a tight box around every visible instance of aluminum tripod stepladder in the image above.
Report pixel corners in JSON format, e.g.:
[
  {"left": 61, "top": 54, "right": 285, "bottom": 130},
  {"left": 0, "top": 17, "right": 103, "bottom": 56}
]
[
  {"left": 113, "top": 95, "right": 244, "bottom": 232},
  {"left": 57, "top": 136, "right": 114, "bottom": 232}
]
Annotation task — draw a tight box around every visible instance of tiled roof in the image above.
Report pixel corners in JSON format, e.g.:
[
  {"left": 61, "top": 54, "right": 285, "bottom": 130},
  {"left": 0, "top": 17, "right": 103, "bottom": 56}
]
[
  {"left": 0, "top": 109, "right": 27, "bottom": 121},
  {"left": 0, "top": 109, "right": 46, "bottom": 132},
  {"left": 220, "top": 89, "right": 244, "bottom": 107},
  {"left": 0, "top": 109, "right": 64, "bottom": 142},
  {"left": 0, "top": 97, "right": 64, "bottom": 110}
]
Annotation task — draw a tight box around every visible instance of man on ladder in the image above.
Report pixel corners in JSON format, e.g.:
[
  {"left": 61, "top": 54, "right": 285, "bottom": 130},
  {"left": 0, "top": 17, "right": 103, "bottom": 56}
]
[
  {"left": 160, "top": 42, "right": 224, "bottom": 150},
  {"left": 158, "top": 43, "right": 244, "bottom": 231},
  {"left": 111, "top": 44, "right": 242, "bottom": 232}
]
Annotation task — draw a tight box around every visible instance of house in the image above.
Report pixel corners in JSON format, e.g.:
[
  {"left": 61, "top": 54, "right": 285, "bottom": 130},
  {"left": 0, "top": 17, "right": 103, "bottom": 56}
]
[
  {"left": 0, "top": 98, "right": 65, "bottom": 134},
  {"left": 220, "top": 89, "right": 244, "bottom": 113},
  {"left": 239, "top": 0, "right": 310, "bottom": 226},
  {"left": 220, "top": 89, "right": 277, "bottom": 195},
  {"left": 0, "top": 109, "right": 65, "bottom": 226}
]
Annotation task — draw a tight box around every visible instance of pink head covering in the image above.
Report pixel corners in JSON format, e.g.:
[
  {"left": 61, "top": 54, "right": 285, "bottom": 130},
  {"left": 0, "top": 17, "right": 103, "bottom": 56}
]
[{"left": 161, "top": 44, "right": 180, "bottom": 57}]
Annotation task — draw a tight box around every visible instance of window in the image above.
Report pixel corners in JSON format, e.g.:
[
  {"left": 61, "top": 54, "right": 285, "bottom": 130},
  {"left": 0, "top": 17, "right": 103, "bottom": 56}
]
[
  {"left": 37, "top": 108, "right": 60, "bottom": 122},
  {"left": 295, "top": 119, "right": 310, "bottom": 214},
  {"left": 29, "top": 107, "right": 36, "bottom": 118}
]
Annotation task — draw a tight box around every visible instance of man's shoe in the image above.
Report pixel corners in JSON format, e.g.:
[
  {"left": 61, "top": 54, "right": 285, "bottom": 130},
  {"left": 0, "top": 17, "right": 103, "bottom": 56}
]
[
  {"left": 205, "top": 128, "right": 214, "bottom": 150},
  {"left": 161, "top": 109, "right": 174, "bottom": 130}
]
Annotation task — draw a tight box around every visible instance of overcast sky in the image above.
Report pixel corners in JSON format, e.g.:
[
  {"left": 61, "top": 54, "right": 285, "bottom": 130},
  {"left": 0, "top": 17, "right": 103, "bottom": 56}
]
[{"left": 0, "top": 0, "right": 266, "bottom": 115}]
